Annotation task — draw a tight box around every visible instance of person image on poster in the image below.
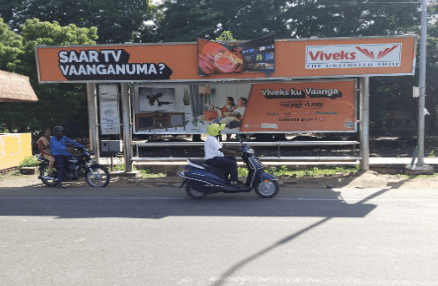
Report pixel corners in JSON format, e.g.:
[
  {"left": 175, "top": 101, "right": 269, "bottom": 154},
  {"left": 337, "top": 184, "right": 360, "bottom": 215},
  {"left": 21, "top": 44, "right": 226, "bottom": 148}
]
[{"left": 220, "top": 97, "right": 247, "bottom": 130}]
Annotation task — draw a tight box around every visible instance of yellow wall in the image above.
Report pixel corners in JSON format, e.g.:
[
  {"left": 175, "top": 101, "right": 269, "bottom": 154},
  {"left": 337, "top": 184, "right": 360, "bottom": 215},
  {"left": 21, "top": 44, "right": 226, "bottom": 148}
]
[{"left": 0, "top": 133, "right": 32, "bottom": 170}]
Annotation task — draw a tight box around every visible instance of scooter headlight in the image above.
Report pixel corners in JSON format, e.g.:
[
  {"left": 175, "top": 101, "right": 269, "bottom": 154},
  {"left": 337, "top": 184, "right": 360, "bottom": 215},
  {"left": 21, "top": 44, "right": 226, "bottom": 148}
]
[{"left": 177, "top": 166, "right": 191, "bottom": 177}]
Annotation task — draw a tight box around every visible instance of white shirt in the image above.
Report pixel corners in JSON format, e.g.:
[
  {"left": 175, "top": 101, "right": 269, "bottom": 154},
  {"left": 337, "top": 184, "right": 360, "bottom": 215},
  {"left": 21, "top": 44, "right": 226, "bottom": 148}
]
[
  {"left": 205, "top": 135, "right": 224, "bottom": 160},
  {"left": 233, "top": 106, "right": 246, "bottom": 116}
]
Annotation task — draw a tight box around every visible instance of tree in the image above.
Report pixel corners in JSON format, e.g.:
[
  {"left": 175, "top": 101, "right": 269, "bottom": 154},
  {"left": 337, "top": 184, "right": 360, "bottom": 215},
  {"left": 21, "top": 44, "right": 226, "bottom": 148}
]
[
  {"left": 155, "top": 0, "right": 420, "bottom": 42},
  {"left": 0, "top": 18, "right": 23, "bottom": 72},
  {"left": 0, "top": 19, "right": 98, "bottom": 134},
  {"left": 0, "top": 0, "right": 157, "bottom": 44}
]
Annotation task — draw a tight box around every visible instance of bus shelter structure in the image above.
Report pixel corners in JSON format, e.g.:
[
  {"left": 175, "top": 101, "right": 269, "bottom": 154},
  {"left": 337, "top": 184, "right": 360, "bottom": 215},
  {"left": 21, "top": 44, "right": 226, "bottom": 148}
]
[{"left": 34, "top": 35, "right": 417, "bottom": 172}]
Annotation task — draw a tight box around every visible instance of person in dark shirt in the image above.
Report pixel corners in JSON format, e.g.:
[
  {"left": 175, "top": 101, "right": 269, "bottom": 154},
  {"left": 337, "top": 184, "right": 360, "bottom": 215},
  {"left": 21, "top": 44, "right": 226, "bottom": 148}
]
[{"left": 49, "top": 126, "right": 84, "bottom": 189}]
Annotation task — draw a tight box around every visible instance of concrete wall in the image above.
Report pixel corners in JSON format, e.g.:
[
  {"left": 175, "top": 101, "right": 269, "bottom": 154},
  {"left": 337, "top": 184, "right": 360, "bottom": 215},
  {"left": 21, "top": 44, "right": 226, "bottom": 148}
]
[{"left": 0, "top": 133, "right": 32, "bottom": 170}]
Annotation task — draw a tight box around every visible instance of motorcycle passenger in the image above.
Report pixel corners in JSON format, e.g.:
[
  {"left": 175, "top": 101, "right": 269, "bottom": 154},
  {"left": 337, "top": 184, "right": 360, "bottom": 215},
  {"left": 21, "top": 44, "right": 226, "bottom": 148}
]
[
  {"left": 205, "top": 123, "right": 242, "bottom": 185},
  {"left": 37, "top": 128, "right": 55, "bottom": 176},
  {"left": 50, "top": 126, "right": 84, "bottom": 189}
]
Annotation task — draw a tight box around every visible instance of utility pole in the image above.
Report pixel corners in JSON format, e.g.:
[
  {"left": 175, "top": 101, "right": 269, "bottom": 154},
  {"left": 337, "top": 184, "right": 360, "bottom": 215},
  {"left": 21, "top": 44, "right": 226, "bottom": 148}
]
[{"left": 406, "top": 0, "right": 434, "bottom": 174}]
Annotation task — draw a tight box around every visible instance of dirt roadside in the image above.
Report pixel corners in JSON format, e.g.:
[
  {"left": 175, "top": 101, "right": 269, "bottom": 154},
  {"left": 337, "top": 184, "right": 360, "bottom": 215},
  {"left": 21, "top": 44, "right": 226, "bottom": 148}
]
[{"left": 1, "top": 171, "right": 438, "bottom": 190}]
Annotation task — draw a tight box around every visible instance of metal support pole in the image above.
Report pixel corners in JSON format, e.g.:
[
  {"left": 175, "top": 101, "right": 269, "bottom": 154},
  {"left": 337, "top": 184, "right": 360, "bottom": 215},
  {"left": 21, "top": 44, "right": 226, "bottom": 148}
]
[
  {"left": 86, "top": 83, "right": 100, "bottom": 162},
  {"left": 359, "top": 77, "right": 370, "bottom": 171},
  {"left": 121, "top": 83, "right": 133, "bottom": 172},
  {"left": 405, "top": 0, "right": 433, "bottom": 175},
  {"left": 417, "top": 0, "right": 428, "bottom": 167}
]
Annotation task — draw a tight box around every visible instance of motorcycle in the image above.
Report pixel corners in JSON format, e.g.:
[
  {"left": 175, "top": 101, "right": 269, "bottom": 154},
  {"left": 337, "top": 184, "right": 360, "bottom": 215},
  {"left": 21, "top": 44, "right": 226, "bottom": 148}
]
[
  {"left": 37, "top": 148, "right": 110, "bottom": 187},
  {"left": 177, "top": 144, "right": 279, "bottom": 199}
]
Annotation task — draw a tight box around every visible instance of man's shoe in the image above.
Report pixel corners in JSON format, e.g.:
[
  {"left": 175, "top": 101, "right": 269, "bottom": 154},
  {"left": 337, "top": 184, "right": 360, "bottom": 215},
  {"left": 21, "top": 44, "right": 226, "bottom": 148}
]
[
  {"left": 57, "top": 183, "right": 66, "bottom": 189},
  {"left": 230, "top": 181, "right": 242, "bottom": 187}
]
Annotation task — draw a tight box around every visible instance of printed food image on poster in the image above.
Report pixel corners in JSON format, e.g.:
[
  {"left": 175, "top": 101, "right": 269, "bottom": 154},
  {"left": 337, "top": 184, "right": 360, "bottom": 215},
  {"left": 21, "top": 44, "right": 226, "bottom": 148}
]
[
  {"left": 198, "top": 40, "right": 244, "bottom": 75},
  {"left": 240, "top": 80, "right": 357, "bottom": 133},
  {"left": 198, "top": 34, "right": 275, "bottom": 76}
]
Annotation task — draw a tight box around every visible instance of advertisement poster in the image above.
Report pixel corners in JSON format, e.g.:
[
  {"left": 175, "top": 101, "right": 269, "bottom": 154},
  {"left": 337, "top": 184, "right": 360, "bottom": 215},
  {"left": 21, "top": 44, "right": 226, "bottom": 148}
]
[
  {"left": 99, "top": 84, "right": 121, "bottom": 135},
  {"left": 198, "top": 34, "right": 275, "bottom": 76},
  {"left": 132, "top": 80, "right": 356, "bottom": 135},
  {"left": 36, "top": 36, "right": 415, "bottom": 83},
  {"left": 240, "top": 80, "right": 356, "bottom": 132}
]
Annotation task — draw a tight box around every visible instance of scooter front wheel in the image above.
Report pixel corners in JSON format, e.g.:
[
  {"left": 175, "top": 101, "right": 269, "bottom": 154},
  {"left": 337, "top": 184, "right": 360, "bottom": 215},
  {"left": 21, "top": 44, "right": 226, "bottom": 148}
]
[
  {"left": 255, "top": 180, "right": 279, "bottom": 198},
  {"left": 185, "top": 181, "right": 207, "bottom": 199}
]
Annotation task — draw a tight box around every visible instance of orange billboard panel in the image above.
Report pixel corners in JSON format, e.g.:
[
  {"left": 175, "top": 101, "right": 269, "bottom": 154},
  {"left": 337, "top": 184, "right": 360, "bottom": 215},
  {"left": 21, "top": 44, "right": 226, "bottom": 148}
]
[
  {"left": 240, "top": 80, "right": 357, "bottom": 133},
  {"left": 35, "top": 35, "right": 416, "bottom": 83}
]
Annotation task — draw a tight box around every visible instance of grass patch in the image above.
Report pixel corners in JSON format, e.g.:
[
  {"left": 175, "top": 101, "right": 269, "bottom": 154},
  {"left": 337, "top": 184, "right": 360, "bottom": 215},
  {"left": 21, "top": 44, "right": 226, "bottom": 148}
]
[
  {"left": 238, "top": 165, "right": 361, "bottom": 178},
  {"left": 109, "top": 164, "right": 166, "bottom": 179},
  {"left": 138, "top": 168, "right": 166, "bottom": 179},
  {"left": 397, "top": 173, "right": 438, "bottom": 179}
]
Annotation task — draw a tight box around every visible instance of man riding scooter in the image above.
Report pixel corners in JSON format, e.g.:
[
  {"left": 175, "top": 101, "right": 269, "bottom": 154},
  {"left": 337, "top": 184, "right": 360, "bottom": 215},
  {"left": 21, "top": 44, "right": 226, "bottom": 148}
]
[{"left": 204, "top": 123, "right": 242, "bottom": 186}]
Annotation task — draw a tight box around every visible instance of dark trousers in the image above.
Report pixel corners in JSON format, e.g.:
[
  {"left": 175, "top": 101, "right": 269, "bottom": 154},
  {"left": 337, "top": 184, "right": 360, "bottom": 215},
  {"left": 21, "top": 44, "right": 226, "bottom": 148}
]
[
  {"left": 206, "top": 155, "right": 238, "bottom": 182},
  {"left": 54, "top": 155, "right": 66, "bottom": 183}
]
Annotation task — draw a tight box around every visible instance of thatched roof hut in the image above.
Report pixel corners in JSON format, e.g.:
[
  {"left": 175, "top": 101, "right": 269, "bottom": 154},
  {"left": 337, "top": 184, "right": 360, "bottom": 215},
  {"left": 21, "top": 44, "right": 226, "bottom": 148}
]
[{"left": 0, "top": 70, "right": 38, "bottom": 102}]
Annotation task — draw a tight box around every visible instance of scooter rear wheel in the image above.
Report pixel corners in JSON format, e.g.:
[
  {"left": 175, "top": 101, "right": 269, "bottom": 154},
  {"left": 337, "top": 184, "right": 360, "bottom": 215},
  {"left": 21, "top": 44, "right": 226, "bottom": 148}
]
[
  {"left": 255, "top": 180, "right": 279, "bottom": 198},
  {"left": 185, "top": 181, "right": 207, "bottom": 199}
]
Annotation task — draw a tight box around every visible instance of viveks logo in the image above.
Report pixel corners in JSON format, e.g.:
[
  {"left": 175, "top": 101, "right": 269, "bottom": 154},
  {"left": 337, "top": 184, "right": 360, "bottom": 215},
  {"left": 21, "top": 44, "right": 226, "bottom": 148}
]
[
  {"left": 355, "top": 45, "right": 398, "bottom": 60},
  {"left": 306, "top": 43, "right": 401, "bottom": 69}
]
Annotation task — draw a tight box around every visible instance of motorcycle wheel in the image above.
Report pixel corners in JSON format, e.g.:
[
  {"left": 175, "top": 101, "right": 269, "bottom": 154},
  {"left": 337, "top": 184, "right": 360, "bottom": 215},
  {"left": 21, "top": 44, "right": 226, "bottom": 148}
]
[
  {"left": 40, "top": 165, "right": 58, "bottom": 187},
  {"left": 85, "top": 165, "right": 110, "bottom": 187},
  {"left": 254, "top": 180, "right": 279, "bottom": 198},
  {"left": 185, "top": 181, "right": 206, "bottom": 199}
]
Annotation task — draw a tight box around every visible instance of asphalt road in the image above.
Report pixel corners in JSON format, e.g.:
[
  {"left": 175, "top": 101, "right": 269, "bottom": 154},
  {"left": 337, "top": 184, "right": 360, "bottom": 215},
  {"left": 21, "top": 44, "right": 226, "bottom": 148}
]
[{"left": 1, "top": 185, "right": 437, "bottom": 286}]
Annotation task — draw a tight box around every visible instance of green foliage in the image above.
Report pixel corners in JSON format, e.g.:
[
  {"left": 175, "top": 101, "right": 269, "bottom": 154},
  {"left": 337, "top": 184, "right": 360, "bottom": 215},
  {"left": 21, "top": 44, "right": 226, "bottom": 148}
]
[
  {"left": 138, "top": 168, "right": 166, "bottom": 178},
  {"left": 264, "top": 165, "right": 360, "bottom": 178},
  {"left": 429, "top": 150, "right": 435, "bottom": 158},
  {"left": 0, "top": 18, "right": 98, "bottom": 134},
  {"left": 18, "top": 155, "right": 39, "bottom": 167},
  {"left": 110, "top": 164, "right": 166, "bottom": 178},
  {"left": 238, "top": 167, "right": 248, "bottom": 177},
  {"left": 0, "top": 0, "right": 156, "bottom": 44},
  {"left": 215, "top": 31, "right": 236, "bottom": 42},
  {"left": 156, "top": 0, "right": 419, "bottom": 42}
]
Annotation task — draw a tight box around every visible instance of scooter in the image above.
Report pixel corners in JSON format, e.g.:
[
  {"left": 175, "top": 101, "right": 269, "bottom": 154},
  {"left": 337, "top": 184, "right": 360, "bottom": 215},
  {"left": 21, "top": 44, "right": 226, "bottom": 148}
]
[{"left": 177, "top": 144, "right": 279, "bottom": 199}]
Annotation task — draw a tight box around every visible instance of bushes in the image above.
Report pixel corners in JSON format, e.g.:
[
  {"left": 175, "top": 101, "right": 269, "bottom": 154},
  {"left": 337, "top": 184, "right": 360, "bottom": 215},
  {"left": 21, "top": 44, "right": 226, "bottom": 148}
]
[{"left": 18, "top": 156, "right": 40, "bottom": 168}]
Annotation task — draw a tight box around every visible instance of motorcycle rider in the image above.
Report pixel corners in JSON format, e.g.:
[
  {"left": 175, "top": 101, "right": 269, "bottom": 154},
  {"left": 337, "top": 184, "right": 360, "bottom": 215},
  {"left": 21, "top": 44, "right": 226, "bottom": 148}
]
[
  {"left": 50, "top": 126, "right": 84, "bottom": 189},
  {"left": 205, "top": 123, "right": 242, "bottom": 185}
]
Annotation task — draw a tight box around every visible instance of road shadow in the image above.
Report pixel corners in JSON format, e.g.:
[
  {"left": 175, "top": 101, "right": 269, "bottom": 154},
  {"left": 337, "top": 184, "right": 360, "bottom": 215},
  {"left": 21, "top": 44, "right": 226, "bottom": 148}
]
[
  {"left": 210, "top": 188, "right": 390, "bottom": 286},
  {"left": 0, "top": 186, "right": 378, "bottom": 220}
]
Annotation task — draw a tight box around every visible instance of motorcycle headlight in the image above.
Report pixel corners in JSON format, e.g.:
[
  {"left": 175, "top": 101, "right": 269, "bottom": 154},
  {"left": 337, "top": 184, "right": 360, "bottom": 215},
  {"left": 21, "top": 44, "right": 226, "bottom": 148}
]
[{"left": 246, "top": 148, "right": 255, "bottom": 154}]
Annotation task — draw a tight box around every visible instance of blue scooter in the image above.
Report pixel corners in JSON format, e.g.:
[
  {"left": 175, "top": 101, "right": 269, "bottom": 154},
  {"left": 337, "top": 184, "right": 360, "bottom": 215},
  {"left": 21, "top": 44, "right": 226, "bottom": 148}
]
[{"left": 177, "top": 144, "right": 279, "bottom": 199}]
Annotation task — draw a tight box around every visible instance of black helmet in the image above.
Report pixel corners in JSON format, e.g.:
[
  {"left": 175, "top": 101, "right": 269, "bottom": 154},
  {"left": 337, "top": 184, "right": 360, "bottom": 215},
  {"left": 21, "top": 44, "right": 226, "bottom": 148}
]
[{"left": 53, "top": 126, "right": 65, "bottom": 140}]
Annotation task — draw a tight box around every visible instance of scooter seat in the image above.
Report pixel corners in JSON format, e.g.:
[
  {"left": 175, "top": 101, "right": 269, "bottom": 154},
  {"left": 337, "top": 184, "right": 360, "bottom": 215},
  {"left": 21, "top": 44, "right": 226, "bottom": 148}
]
[{"left": 188, "top": 159, "right": 228, "bottom": 174}]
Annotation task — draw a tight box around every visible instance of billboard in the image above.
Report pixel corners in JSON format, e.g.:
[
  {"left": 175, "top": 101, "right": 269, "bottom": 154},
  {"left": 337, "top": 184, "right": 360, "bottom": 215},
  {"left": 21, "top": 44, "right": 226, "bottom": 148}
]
[
  {"left": 132, "top": 80, "right": 356, "bottom": 135},
  {"left": 35, "top": 35, "right": 416, "bottom": 83}
]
